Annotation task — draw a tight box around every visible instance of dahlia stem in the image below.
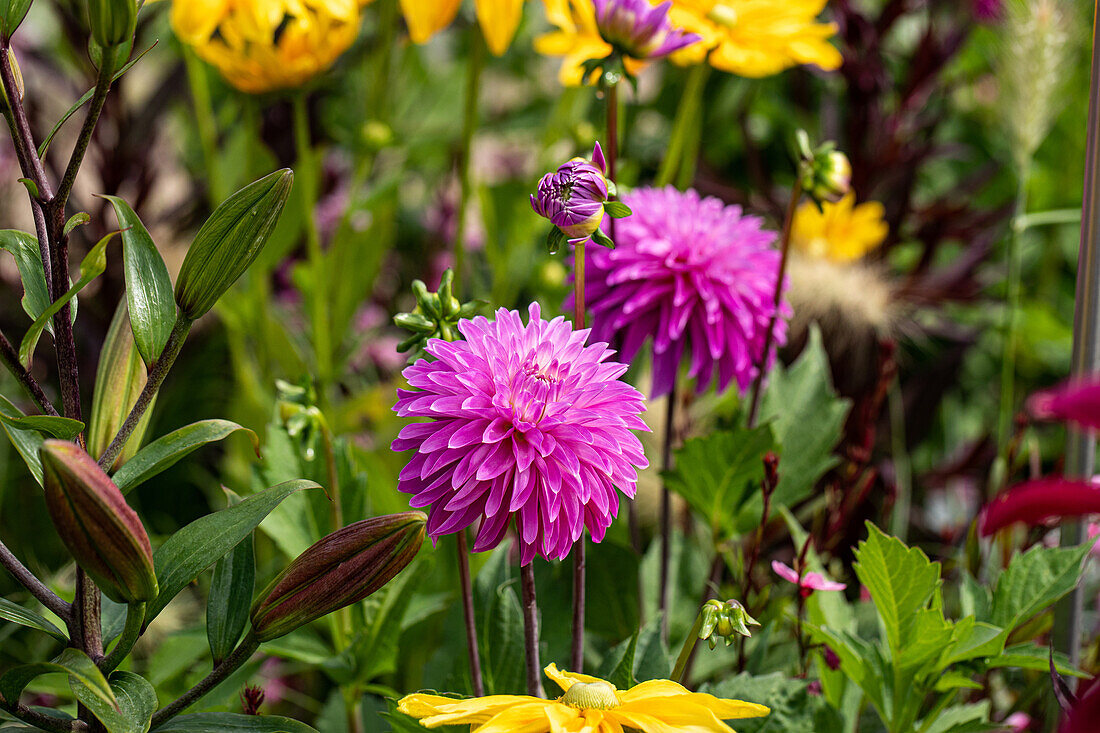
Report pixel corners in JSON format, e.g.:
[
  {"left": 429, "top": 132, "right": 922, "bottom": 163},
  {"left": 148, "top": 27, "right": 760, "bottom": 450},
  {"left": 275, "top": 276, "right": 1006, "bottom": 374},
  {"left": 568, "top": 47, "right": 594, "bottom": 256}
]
[
  {"left": 519, "top": 561, "right": 545, "bottom": 697},
  {"left": 656, "top": 64, "right": 709, "bottom": 189},
  {"left": 671, "top": 609, "right": 705, "bottom": 683},
  {"left": 457, "top": 530, "right": 485, "bottom": 696},
  {"left": 572, "top": 223, "right": 588, "bottom": 675},
  {"left": 453, "top": 30, "right": 484, "bottom": 296},
  {"left": 746, "top": 178, "right": 802, "bottom": 427},
  {"left": 658, "top": 371, "right": 679, "bottom": 644}
]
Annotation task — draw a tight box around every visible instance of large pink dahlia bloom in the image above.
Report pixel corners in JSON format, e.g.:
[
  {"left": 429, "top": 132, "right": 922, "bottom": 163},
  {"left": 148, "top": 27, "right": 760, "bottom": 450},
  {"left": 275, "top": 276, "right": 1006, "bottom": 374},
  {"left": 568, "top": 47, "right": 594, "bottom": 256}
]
[
  {"left": 392, "top": 303, "right": 649, "bottom": 565},
  {"left": 572, "top": 186, "right": 789, "bottom": 398}
]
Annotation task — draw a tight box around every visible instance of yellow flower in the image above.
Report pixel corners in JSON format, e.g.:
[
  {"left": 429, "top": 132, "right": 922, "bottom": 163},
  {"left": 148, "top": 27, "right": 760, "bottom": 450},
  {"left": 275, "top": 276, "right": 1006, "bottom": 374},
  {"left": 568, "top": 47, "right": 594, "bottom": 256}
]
[
  {"left": 668, "top": 0, "right": 842, "bottom": 77},
  {"left": 791, "top": 193, "right": 888, "bottom": 263},
  {"left": 362, "top": 0, "right": 523, "bottom": 56},
  {"left": 535, "top": 0, "right": 645, "bottom": 86},
  {"left": 398, "top": 663, "right": 770, "bottom": 732},
  {"left": 171, "top": 0, "right": 360, "bottom": 93}
]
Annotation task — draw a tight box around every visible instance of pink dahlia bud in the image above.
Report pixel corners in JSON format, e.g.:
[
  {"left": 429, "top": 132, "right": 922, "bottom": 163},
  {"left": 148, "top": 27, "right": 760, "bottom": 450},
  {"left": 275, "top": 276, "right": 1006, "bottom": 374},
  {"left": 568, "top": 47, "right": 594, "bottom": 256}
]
[
  {"left": 40, "top": 440, "right": 157, "bottom": 604},
  {"left": 250, "top": 512, "right": 425, "bottom": 641},
  {"left": 593, "top": 0, "right": 701, "bottom": 59},
  {"left": 530, "top": 144, "right": 611, "bottom": 244}
]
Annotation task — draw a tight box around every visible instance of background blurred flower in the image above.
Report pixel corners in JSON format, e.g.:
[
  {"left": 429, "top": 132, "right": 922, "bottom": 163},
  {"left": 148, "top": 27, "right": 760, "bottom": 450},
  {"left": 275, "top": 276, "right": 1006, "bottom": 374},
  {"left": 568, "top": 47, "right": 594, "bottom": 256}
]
[
  {"left": 372, "top": 0, "right": 523, "bottom": 56},
  {"left": 791, "top": 193, "right": 888, "bottom": 263},
  {"left": 171, "top": 0, "right": 361, "bottom": 93},
  {"left": 537, "top": 0, "right": 646, "bottom": 85},
  {"left": 398, "top": 663, "right": 769, "bottom": 730},
  {"left": 771, "top": 560, "right": 846, "bottom": 596},
  {"left": 1027, "top": 378, "right": 1100, "bottom": 430},
  {"left": 592, "top": 0, "right": 701, "bottom": 60},
  {"left": 392, "top": 303, "right": 649, "bottom": 565},
  {"left": 576, "top": 186, "right": 786, "bottom": 398},
  {"left": 668, "top": 0, "right": 841, "bottom": 76}
]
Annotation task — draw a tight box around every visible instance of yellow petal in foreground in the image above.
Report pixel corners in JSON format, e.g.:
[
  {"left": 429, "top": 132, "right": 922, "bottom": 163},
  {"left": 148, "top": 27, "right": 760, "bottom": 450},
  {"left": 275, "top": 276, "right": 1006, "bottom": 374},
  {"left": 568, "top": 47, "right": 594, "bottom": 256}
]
[
  {"left": 476, "top": 0, "right": 525, "bottom": 56},
  {"left": 399, "top": 0, "right": 462, "bottom": 44}
]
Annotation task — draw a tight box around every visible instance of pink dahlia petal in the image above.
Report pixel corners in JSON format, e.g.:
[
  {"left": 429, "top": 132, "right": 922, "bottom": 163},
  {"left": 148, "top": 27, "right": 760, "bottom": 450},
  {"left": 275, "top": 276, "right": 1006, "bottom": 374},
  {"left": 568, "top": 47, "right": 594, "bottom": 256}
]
[
  {"left": 801, "top": 572, "right": 847, "bottom": 592},
  {"left": 570, "top": 186, "right": 785, "bottom": 398},
  {"left": 392, "top": 304, "right": 650, "bottom": 564},
  {"left": 1027, "top": 378, "right": 1100, "bottom": 431},
  {"left": 979, "top": 477, "right": 1100, "bottom": 536}
]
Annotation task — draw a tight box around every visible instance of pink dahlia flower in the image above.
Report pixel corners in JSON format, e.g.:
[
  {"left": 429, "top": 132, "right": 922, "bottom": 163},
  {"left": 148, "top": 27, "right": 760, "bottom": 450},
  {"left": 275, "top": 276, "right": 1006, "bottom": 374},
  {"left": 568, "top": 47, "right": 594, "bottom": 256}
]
[
  {"left": 392, "top": 303, "right": 650, "bottom": 565},
  {"left": 573, "top": 186, "right": 788, "bottom": 398},
  {"left": 593, "top": 0, "right": 701, "bottom": 60},
  {"left": 772, "top": 561, "right": 846, "bottom": 598}
]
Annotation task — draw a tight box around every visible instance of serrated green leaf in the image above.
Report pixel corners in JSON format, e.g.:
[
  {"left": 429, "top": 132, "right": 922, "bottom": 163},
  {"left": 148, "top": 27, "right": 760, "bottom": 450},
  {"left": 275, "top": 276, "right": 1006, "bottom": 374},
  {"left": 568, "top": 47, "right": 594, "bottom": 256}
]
[
  {"left": 853, "top": 523, "right": 941, "bottom": 656},
  {"left": 0, "top": 649, "right": 115, "bottom": 718},
  {"left": 148, "top": 480, "right": 319, "bottom": 623},
  {"left": 0, "top": 598, "right": 67, "bottom": 643},
  {"left": 631, "top": 617, "right": 670, "bottom": 682},
  {"left": 701, "top": 672, "right": 839, "bottom": 733},
  {"left": 149, "top": 713, "right": 319, "bottom": 732},
  {"left": 940, "top": 618, "right": 1005, "bottom": 666},
  {"left": 919, "top": 702, "right": 997, "bottom": 733},
  {"left": 757, "top": 325, "right": 851, "bottom": 512},
  {"left": 897, "top": 608, "right": 953, "bottom": 672},
  {"left": 664, "top": 424, "right": 775, "bottom": 538},
  {"left": 934, "top": 673, "right": 983, "bottom": 692},
  {"left": 101, "top": 196, "right": 176, "bottom": 366},
  {"left": 986, "top": 643, "right": 1087, "bottom": 677},
  {"left": 991, "top": 543, "right": 1090, "bottom": 634},
  {"left": 19, "top": 231, "right": 114, "bottom": 367},
  {"left": 113, "top": 420, "right": 260, "bottom": 494},
  {"left": 0, "top": 393, "right": 44, "bottom": 485}
]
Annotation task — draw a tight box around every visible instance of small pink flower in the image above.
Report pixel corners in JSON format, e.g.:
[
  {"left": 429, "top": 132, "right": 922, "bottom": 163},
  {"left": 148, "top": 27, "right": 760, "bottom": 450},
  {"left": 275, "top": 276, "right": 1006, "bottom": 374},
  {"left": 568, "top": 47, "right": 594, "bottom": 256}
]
[
  {"left": 978, "top": 477, "right": 1100, "bottom": 536},
  {"left": 1089, "top": 522, "right": 1100, "bottom": 557},
  {"left": 1027, "top": 378, "right": 1100, "bottom": 431},
  {"left": 1005, "top": 712, "right": 1032, "bottom": 732},
  {"left": 772, "top": 560, "right": 846, "bottom": 598}
]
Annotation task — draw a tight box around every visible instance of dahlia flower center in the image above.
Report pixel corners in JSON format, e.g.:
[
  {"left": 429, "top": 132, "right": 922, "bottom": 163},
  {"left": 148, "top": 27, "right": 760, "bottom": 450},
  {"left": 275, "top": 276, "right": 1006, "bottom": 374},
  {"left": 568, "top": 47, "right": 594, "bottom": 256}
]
[
  {"left": 707, "top": 4, "right": 738, "bottom": 27},
  {"left": 501, "top": 354, "right": 567, "bottom": 425},
  {"left": 561, "top": 681, "right": 620, "bottom": 710}
]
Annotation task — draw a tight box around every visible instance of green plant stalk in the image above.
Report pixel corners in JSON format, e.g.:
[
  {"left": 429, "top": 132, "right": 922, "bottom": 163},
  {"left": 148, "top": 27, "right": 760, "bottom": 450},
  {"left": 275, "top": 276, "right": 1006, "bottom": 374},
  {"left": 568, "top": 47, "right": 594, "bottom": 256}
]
[
  {"left": 993, "top": 174, "right": 1031, "bottom": 493},
  {"left": 520, "top": 560, "right": 544, "bottom": 698},
  {"left": 97, "top": 315, "right": 193, "bottom": 470},
  {"left": 656, "top": 64, "right": 709, "bottom": 189},
  {"left": 293, "top": 93, "right": 333, "bottom": 402},
  {"left": 0, "top": 327, "right": 59, "bottom": 415},
  {"left": 887, "top": 376, "right": 911, "bottom": 541},
  {"left": 453, "top": 30, "right": 484, "bottom": 296},
  {"left": 100, "top": 601, "right": 144, "bottom": 673},
  {"left": 183, "top": 46, "right": 226, "bottom": 208},
  {"left": 0, "top": 700, "right": 85, "bottom": 733},
  {"left": 52, "top": 49, "right": 115, "bottom": 214},
  {"left": 670, "top": 609, "right": 705, "bottom": 683},
  {"left": 151, "top": 632, "right": 261, "bottom": 727},
  {"left": 318, "top": 418, "right": 351, "bottom": 653}
]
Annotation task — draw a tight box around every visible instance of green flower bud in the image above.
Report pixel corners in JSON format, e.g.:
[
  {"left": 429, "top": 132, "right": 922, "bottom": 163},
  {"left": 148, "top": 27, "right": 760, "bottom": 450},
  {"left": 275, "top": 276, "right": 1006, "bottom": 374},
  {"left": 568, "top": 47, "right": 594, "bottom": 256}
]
[
  {"left": 250, "top": 512, "right": 425, "bottom": 641},
  {"left": 794, "top": 130, "right": 851, "bottom": 205},
  {"left": 86, "top": 0, "right": 136, "bottom": 49},
  {"left": 175, "top": 169, "right": 293, "bottom": 320},
  {"left": 393, "top": 269, "right": 483, "bottom": 363},
  {"left": 698, "top": 599, "right": 759, "bottom": 650},
  {"left": 40, "top": 440, "right": 157, "bottom": 604},
  {"left": 87, "top": 303, "right": 156, "bottom": 471}
]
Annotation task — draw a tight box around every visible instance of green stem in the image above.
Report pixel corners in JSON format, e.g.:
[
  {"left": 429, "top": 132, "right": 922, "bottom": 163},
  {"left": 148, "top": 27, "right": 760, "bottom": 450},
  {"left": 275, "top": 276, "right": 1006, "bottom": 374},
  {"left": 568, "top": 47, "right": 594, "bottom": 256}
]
[
  {"left": 454, "top": 31, "right": 484, "bottom": 296},
  {"left": 887, "top": 376, "right": 911, "bottom": 541},
  {"left": 183, "top": 47, "right": 225, "bottom": 208},
  {"left": 100, "top": 602, "right": 144, "bottom": 673},
  {"left": 994, "top": 174, "right": 1030, "bottom": 493},
  {"left": 656, "top": 64, "right": 709, "bottom": 189},
  {"left": 1015, "top": 208, "right": 1080, "bottom": 231},
  {"left": 97, "top": 315, "right": 192, "bottom": 470},
  {"left": 318, "top": 418, "right": 350, "bottom": 650},
  {"left": 53, "top": 49, "right": 116, "bottom": 214},
  {"left": 150, "top": 633, "right": 261, "bottom": 727},
  {"left": 671, "top": 610, "right": 704, "bottom": 683},
  {"left": 293, "top": 93, "right": 333, "bottom": 400}
]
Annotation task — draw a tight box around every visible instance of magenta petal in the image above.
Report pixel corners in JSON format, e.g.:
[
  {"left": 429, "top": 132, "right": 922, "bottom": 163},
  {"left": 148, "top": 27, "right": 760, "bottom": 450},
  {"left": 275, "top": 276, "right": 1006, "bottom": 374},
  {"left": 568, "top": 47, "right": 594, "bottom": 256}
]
[
  {"left": 1028, "top": 378, "right": 1100, "bottom": 430},
  {"left": 979, "top": 477, "right": 1100, "bottom": 536},
  {"left": 771, "top": 561, "right": 800, "bottom": 585}
]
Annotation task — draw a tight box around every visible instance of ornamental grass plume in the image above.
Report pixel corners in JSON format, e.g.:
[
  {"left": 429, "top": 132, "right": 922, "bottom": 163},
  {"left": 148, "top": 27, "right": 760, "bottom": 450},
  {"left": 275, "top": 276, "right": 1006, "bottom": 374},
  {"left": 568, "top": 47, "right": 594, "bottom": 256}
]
[
  {"left": 170, "top": 0, "right": 361, "bottom": 93},
  {"left": 398, "top": 663, "right": 769, "bottom": 731},
  {"left": 574, "top": 185, "right": 787, "bottom": 398},
  {"left": 392, "top": 303, "right": 649, "bottom": 565},
  {"left": 668, "top": 0, "right": 842, "bottom": 77}
]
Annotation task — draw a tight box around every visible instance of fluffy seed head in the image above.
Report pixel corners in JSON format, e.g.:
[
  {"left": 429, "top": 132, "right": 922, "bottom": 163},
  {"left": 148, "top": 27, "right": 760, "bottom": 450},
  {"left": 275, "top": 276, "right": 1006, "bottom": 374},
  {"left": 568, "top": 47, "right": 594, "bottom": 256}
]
[
  {"left": 574, "top": 186, "right": 788, "bottom": 398},
  {"left": 392, "top": 303, "right": 649, "bottom": 565}
]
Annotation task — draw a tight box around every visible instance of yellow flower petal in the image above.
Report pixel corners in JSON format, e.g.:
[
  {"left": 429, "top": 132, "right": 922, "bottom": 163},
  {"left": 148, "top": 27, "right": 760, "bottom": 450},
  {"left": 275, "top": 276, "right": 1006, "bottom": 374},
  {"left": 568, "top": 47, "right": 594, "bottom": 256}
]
[
  {"left": 791, "top": 194, "right": 888, "bottom": 263},
  {"left": 476, "top": 0, "right": 524, "bottom": 56},
  {"left": 398, "top": 693, "right": 543, "bottom": 726},
  {"left": 170, "top": 0, "right": 229, "bottom": 44},
  {"left": 544, "top": 663, "right": 611, "bottom": 693},
  {"left": 399, "top": 0, "right": 462, "bottom": 44},
  {"left": 475, "top": 701, "right": 567, "bottom": 733}
]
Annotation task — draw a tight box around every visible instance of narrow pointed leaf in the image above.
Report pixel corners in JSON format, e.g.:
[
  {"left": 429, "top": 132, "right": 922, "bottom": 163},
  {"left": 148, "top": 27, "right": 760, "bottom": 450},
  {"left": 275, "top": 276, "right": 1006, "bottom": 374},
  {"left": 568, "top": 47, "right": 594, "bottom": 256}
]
[
  {"left": 102, "top": 196, "right": 175, "bottom": 366},
  {"left": 207, "top": 490, "right": 254, "bottom": 664},
  {"left": 0, "top": 412, "right": 83, "bottom": 439},
  {"left": 19, "top": 232, "right": 114, "bottom": 367},
  {"left": 147, "top": 480, "right": 319, "bottom": 623},
  {"left": 113, "top": 420, "right": 260, "bottom": 494},
  {"left": 0, "top": 393, "right": 45, "bottom": 485},
  {"left": 64, "top": 213, "right": 91, "bottom": 236},
  {"left": 149, "top": 713, "right": 319, "bottom": 732},
  {"left": 0, "top": 598, "right": 67, "bottom": 643},
  {"left": 0, "top": 648, "right": 116, "bottom": 715}
]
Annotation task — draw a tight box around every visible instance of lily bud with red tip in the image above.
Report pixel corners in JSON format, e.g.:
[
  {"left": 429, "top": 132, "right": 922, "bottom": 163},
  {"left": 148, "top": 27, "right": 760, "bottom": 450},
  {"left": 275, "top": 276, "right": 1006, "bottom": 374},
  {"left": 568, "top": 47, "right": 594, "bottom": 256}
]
[
  {"left": 40, "top": 440, "right": 157, "bottom": 604},
  {"left": 250, "top": 512, "right": 425, "bottom": 641}
]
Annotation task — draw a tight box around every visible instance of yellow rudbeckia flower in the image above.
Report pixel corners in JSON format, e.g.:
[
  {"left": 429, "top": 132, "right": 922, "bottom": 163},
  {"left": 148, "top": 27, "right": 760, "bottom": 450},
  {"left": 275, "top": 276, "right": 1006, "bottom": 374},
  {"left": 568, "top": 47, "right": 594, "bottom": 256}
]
[
  {"left": 171, "top": 0, "right": 360, "bottom": 93},
  {"left": 791, "top": 193, "right": 889, "bottom": 263},
  {"left": 668, "top": 0, "right": 842, "bottom": 77},
  {"left": 398, "top": 663, "right": 770, "bottom": 732},
  {"left": 535, "top": 0, "right": 645, "bottom": 86},
  {"left": 361, "top": 0, "right": 523, "bottom": 56}
]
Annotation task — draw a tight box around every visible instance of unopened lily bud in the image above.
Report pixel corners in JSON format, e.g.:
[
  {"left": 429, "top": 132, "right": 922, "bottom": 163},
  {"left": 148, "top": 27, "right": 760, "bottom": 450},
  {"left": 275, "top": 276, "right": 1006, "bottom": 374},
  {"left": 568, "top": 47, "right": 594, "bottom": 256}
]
[
  {"left": 699, "top": 599, "right": 759, "bottom": 649},
  {"left": 0, "top": 0, "right": 32, "bottom": 42},
  {"left": 87, "top": 0, "right": 137, "bottom": 48},
  {"left": 795, "top": 130, "right": 851, "bottom": 205},
  {"left": 88, "top": 304, "right": 155, "bottom": 471},
  {"left": 250, "top": 512, "right": 425, "bottom": 641},
  {"left": 40, "top": 440, "right": 157, "bottom": 604},
  {"left": 175, "top": 169, "right": 293, "bottom": 320}
]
